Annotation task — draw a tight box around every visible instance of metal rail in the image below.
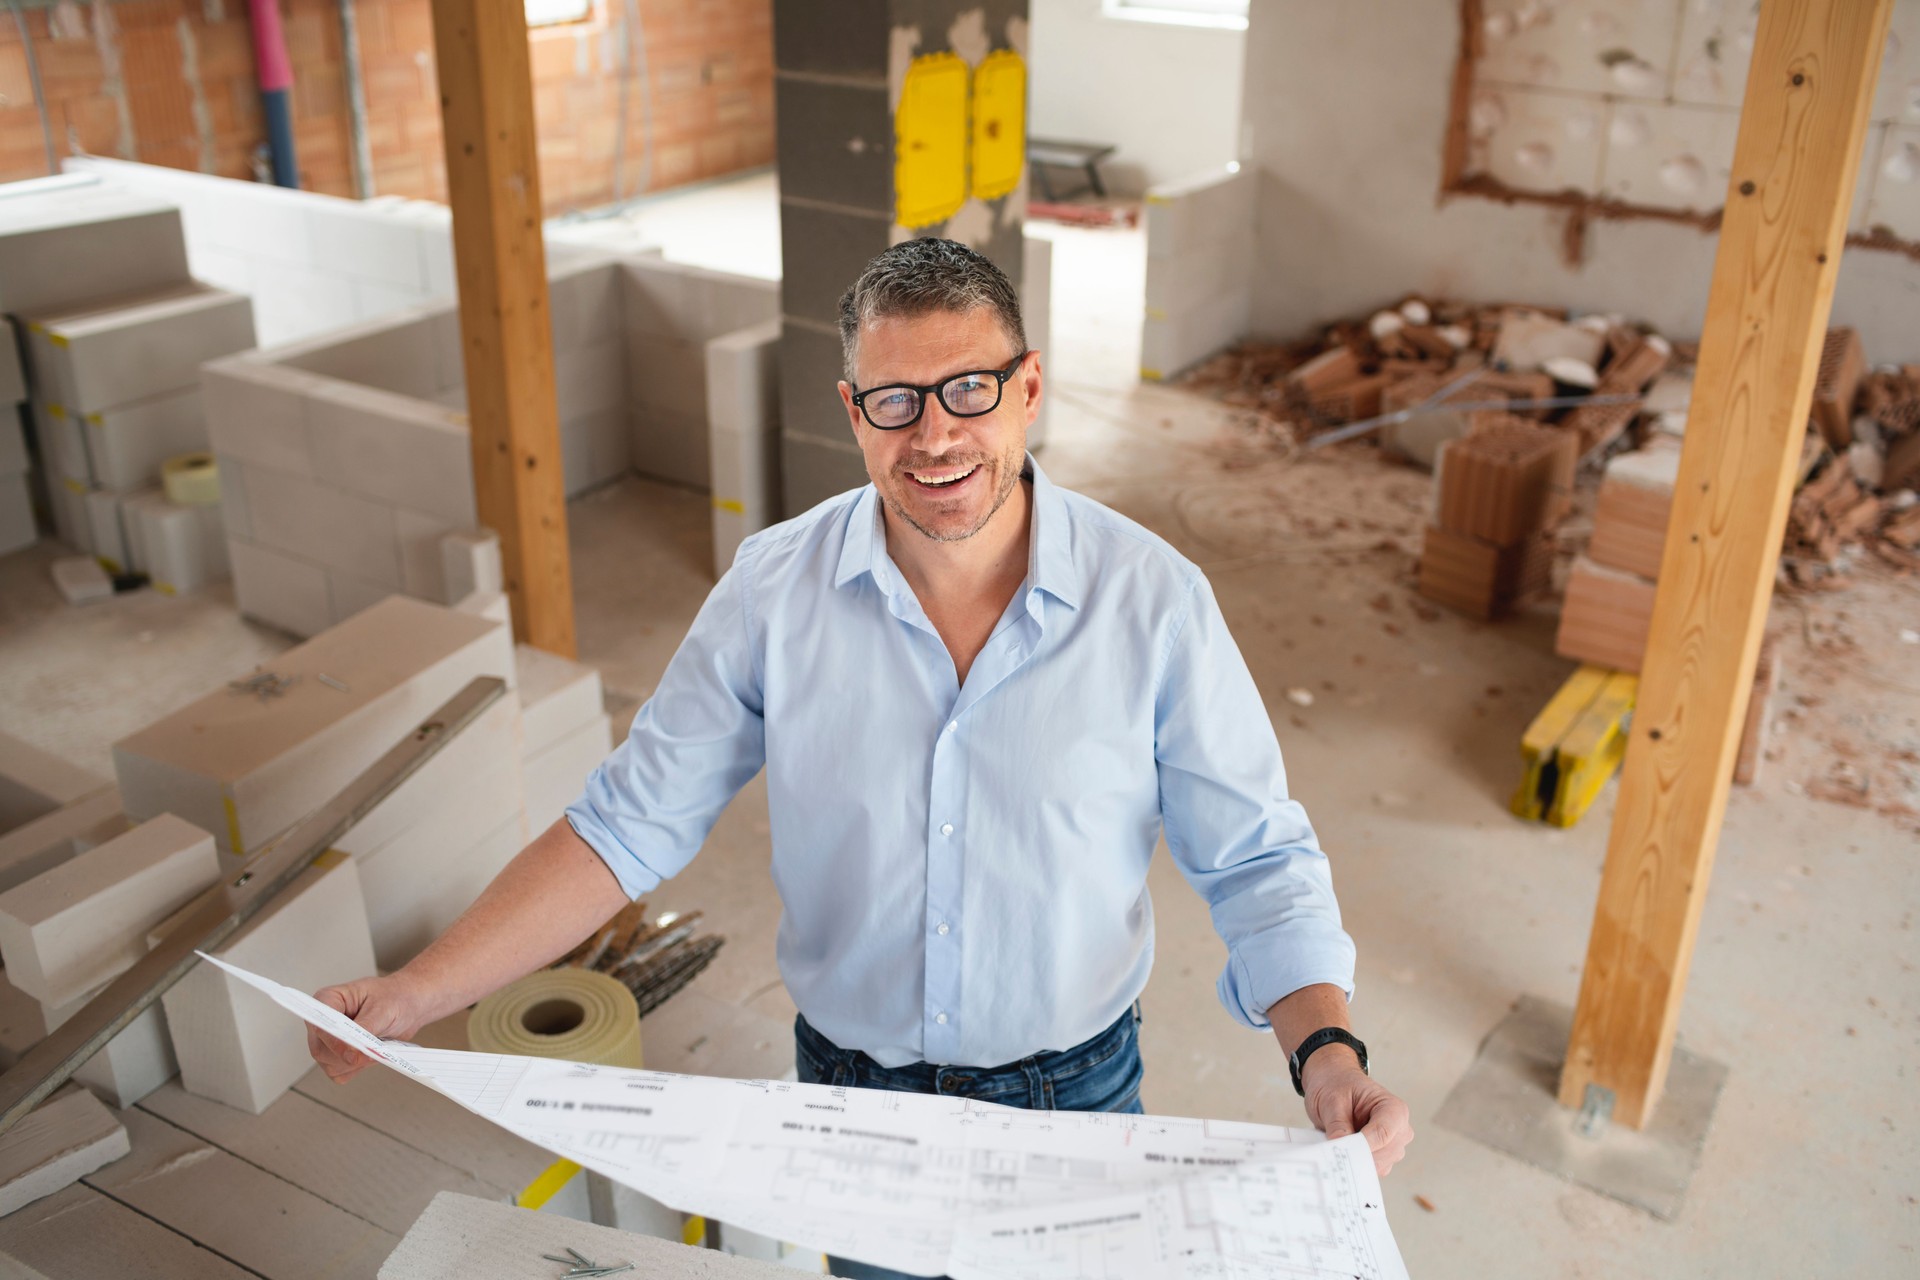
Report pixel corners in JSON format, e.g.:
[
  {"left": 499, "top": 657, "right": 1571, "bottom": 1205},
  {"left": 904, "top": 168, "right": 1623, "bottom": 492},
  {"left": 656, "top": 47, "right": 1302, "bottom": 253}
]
[{"left": 0, "top": 675, "right": 508, "bottom": 1136}]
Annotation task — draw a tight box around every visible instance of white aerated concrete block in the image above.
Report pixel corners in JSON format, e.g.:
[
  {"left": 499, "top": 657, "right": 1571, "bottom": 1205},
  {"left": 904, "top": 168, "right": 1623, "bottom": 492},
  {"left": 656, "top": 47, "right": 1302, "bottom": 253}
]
[
  {"left": 0, "top": 409, "right": 26, "bottom": 474},
  {"left": 0, "top": 813, "right": 218, "bottom": 1006},
  {"left": 127, "top": 497, "right": 226, "bottom": 594},
  {"left": 243, "top": 463, "right": 401, "bottom": 588},
  {"left": 305, "top": 379, "right": 475, "bottom": 524},
  {"left": 227, "top": 537, "right": 331, "bottom": 637},
  {"left": 42, "top": 980, "right": 180, "bottom": 1108},
  {"left": 515, "top": 643, "right": 603, "bottom": 758},
  {"left": 1140, "top": 167, "right": 1257, "bottom": 381},
  {"left": 337, "top": 691, "right": 524, "bottom": 967},
  {"left": 0, "top": 788, "right": 123, "bottom": 895},
  {"left": 0, "top": 471, "right": 32, "bottom": 555},
  {"left": 0, "top": 735, "right": 108, "bottom": 835},
  {"left": 200, "top": 360, "right": 318, "bottom": 476},
  {"left": 47, "top": 474, "right": 88, "bottom": 552},
  {"left": 113, "top": 595, "right": 515, "bottom": 863},
  {"left": 439, "top": 529, "right": 501, "bottom": 603},
  {"left": 25, "top": 283, "right": 255, "bottom": 415},
  {"left": 0, "top": 1084, "right": 129, "bottom": 1217},
  {"left": 37, "top": 402, "right": 91, "bottom": 488},
  {"left": 82, "top": 489, "right": 127, "bottom": 573},
  {"left": 359, "top": 808, "right": 527, "bottom": 972},
  {"left": 524, "top": 713, "right": 611, "bottom": 837},
  {"left": 0, "top": 317, "right": 24, "bottom": 407},
  {"left": 156, "top": 850, "right": 375, "bottom": 1113},
  {"left": 0, "top": 186, "right": 189, "bottom": 316},
  {"left": 705, "top": 320, "right": 781, "bottom": 573},
  {"left": 563, "top": 407, "right": 631, "bottom": 496},
  {"left": 77, "top": 387, "right": 207, "bottom": 493}
]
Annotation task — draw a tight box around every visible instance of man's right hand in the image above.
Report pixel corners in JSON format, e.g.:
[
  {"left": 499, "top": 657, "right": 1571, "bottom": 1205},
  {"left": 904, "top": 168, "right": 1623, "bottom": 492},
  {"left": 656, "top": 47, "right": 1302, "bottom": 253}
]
[{"left": 308, "top": 975, "right": 436, "bottom": 1083}]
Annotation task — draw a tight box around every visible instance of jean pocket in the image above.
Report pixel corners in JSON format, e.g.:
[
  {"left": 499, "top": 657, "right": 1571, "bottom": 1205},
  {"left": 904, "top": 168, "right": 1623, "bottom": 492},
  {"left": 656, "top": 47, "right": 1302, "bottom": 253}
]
[{"left": 1045, "top": 1037, "right": 1145, "bottom": 1113}]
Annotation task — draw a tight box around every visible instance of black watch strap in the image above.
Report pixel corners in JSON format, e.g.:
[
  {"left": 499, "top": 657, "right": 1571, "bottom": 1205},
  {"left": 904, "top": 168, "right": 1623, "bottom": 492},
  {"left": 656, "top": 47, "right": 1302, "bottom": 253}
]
[{"left": 1289, "top": 1027, "right": 1368, "bottom": 1096}]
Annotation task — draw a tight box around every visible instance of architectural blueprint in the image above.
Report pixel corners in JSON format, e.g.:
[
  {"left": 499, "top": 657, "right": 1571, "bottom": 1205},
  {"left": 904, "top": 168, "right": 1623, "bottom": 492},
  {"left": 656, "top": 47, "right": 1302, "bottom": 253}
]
[{"left": 205, "top": 955, "right": 1409, "bottom": 1279}]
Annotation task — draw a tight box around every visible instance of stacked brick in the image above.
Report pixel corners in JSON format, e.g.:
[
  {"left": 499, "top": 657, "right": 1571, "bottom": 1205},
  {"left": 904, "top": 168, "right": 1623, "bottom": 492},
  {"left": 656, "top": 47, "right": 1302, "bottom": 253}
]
[
  {"left": 1417, "top": 413, "right": 1576, "bottom": 619},
  {"left": 1555, "top": 447, "right": 1677, "bottom": 674}
]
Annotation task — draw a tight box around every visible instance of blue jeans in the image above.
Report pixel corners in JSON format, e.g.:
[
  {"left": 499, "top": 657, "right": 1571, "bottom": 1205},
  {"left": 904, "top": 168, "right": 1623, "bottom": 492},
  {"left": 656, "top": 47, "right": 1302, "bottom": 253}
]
[{"left": 793, "top": 1006, "right": 1146, "bottom": 1280}]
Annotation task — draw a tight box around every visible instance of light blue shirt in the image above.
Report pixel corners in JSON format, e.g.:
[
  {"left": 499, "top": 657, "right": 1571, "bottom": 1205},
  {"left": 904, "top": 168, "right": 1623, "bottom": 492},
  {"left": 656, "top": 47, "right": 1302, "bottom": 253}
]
[{"left": 566, "top": 457, "right": 1356, "bottom": 1069}]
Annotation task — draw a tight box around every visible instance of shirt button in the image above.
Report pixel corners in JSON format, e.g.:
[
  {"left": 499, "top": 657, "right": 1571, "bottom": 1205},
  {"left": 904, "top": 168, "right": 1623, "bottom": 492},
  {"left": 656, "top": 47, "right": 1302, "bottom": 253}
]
[
  {"left": 936, "top": 922, "right": 950, "bottom": 936},
  {"left": 946, "top": 721, "right": 958, "bottom": 734},
  {"left": 935, "top": 1012, "right": 949, "bottom": 1025},
  {"left": 940, "top": 823, "right": 954, "bottom": 836}
]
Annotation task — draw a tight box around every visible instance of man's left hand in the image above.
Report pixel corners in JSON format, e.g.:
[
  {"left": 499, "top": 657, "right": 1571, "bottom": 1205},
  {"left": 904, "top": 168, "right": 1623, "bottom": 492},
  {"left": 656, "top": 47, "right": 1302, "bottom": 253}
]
[{"left": 1302, "top": 1053, "right": 1413, "bottom": 1176}]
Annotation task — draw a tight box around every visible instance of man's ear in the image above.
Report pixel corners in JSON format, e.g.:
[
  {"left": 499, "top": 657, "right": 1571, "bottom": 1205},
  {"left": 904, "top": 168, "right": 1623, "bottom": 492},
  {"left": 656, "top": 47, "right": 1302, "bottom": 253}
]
[
  {"left": 837, "top": 380, "right": 864, "bottom": 442},
  {"left": 1019, "top": 352, "right": 1044, "bottom": 427}
]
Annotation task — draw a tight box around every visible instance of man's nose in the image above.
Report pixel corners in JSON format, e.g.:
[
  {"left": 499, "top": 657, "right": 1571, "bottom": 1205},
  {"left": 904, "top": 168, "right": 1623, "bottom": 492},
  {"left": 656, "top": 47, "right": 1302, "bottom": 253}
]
[{"left": 912, "top": 394, "right": 967, "bottom": 452}]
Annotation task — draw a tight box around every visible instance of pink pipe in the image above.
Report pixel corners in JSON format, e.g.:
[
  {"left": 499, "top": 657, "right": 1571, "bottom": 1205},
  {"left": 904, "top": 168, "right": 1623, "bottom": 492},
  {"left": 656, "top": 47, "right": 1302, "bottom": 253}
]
[{"left": 247, "top": 0, "right": 294, "bottom": 94}]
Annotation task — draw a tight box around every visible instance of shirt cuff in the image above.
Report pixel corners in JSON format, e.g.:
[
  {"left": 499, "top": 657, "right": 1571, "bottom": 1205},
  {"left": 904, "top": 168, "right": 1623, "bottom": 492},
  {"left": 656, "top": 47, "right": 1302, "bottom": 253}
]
[
  {"left": 563, "top": 801, "right": 665, "bottom": 901},
  {"left": 1217, "top": 924, "right": 1358, "bottom": 1030}
]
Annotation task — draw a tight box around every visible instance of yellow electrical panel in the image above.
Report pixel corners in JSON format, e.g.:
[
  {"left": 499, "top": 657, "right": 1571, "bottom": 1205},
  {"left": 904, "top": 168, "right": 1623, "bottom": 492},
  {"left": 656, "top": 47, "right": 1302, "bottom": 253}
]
[
  {"left": 970, "top": 49, "right": 1026, "bottom": 202},
  {"left": 895, "top": 52, "right": 970, "bottom": 229}
]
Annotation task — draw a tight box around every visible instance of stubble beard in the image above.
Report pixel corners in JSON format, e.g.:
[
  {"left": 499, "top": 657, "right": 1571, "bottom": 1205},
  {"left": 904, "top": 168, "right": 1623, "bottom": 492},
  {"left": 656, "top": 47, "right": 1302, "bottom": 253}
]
[{"left": 881, "top": 441, "right": 1025, "bottom": 543}]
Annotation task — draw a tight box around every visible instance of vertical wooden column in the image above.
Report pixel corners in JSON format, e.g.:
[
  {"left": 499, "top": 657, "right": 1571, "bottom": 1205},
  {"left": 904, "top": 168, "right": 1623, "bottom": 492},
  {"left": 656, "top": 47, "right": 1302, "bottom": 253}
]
[
  {"left": 430, "top": 0, "right": 576, "bottom": 657},
  {"left": 1559, "top": 0, "right": 1891, "bottom": 1129}
]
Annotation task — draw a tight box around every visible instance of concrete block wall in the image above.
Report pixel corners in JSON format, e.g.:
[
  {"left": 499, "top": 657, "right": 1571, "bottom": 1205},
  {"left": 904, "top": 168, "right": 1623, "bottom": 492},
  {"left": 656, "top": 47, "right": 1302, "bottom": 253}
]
[
  {"left": 205, "top": 251, "right": 777, "bottom": 637},
  {"left": 64, "top": 159, "right": 456, "bottom": 349},
  {"left": 1139, "top": 166, "right": 1256, "bottom": 381}
]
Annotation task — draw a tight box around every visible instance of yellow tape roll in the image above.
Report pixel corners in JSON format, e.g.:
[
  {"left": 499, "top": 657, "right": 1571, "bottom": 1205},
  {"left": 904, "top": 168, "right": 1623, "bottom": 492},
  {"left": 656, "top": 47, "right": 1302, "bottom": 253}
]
[
  {"left": 467, "top": 968, "right": 643, "bottom": 1069},
  {"left": 161, "top": 452, "right": 221, "bottom": 507}
]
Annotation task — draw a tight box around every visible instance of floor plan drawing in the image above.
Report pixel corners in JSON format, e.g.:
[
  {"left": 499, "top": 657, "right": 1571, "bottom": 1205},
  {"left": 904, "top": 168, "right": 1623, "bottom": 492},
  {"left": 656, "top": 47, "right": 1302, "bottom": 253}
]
[{"left": 205, "top": 955, "right": 1410, "bottom": 1279}]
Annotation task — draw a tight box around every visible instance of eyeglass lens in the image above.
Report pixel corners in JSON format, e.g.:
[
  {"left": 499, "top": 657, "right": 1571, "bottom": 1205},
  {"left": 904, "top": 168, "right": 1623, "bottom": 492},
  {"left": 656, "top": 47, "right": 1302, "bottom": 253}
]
[{"left": 864, "top": 371, "right": 1006, "bottom": 429}]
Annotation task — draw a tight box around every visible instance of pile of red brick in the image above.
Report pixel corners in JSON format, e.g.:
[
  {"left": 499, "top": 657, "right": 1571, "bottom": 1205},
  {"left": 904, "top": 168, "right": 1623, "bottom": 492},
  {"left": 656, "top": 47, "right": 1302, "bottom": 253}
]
[
  {"left": 1183, "top": 299, "right": 1672, "bottom": 462},
  {"left": 1780, "top": 330, "right": 1920, "bottom": 586}
]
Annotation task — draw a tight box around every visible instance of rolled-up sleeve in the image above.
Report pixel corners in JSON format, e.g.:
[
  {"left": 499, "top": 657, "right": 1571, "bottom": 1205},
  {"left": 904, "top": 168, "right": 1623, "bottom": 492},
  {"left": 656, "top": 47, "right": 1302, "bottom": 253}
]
[
  {"left": 565, "top": 554, "right": 766, "bottom": 899},
  {"left": 1154, "top": 575, "right": 1357, "bottom": 1030}
]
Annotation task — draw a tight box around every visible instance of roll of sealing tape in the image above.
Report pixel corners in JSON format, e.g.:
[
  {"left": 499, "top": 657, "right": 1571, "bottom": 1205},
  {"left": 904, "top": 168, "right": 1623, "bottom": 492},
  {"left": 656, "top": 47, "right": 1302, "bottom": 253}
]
[
  {"left": 161, "top": 453, "right": 221, "bottom": 507},
  {"left": 467, "top": 967, "right": 643, "bottom": 1069}
]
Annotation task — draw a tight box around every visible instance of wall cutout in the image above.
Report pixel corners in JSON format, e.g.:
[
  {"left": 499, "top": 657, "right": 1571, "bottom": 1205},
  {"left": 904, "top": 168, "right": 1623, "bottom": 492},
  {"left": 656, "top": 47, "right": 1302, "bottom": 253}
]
[{"left": 1443, "top": 0, "right": 1920, "bottom": 258}]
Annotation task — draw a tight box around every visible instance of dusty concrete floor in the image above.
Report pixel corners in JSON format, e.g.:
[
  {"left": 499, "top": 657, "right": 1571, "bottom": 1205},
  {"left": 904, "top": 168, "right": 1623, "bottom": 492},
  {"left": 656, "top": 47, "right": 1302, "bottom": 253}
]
[{"left": 1, "top": 218, "right": 1916, "bottom": 1278}]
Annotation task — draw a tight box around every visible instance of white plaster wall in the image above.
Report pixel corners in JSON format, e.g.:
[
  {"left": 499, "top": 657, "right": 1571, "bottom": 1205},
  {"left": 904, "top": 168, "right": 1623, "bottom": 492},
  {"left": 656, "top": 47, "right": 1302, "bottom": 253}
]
[
  {"left": 1241, "top": 0, "right": 1920, "bottom": 356},
  {"left": 1029, "top": 0, "right": 1245, "bottom": 196}
]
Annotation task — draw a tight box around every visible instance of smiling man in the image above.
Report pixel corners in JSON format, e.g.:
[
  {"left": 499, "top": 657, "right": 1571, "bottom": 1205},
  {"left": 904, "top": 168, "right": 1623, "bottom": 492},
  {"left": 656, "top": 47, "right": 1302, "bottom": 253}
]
[{"left": 308, "top": 239, "right": 1410, "bottom": 1278}]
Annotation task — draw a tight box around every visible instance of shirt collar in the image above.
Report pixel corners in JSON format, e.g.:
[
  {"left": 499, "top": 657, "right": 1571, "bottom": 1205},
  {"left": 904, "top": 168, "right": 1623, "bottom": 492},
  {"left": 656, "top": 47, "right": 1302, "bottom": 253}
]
[{"left": 833, "top": 453, "right": 1081, "bottom": 611}]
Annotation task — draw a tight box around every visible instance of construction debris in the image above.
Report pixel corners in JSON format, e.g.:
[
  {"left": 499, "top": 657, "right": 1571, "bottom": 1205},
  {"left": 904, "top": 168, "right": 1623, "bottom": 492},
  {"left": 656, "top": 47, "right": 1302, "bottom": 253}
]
[{"left": 556, "top": 898, "right": 725, "bottom": 1019}]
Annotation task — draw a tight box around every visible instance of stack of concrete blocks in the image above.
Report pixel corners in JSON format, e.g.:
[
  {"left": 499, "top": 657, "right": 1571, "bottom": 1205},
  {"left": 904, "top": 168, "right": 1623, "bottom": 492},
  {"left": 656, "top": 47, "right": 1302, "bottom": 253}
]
[
  {"left": 152, "top": 849, "right": 377, "bottom": 1113},
  {"left": 706, "top": 320, "right": 782, "bottom": 572},
  {"left": 0, "top": 177, "right": 198, "bottom": 554},
  {"left": 516, "top": 644, "right": 610, "bottom": 836},
  {"left": 1139, "top": 166, "right": 1256, "bottom": 382},
  {"left": 0, "top": 813, "right": 220, "bottom": 1107},
  {"left": 203, "top": 251, "right": 778, "bottom": 638},
  {"left": 112, "top": 595, "right": 523, "bottom": 970},
  {"left": 0, "top": 320, "right": 30, "bottom": 554},
  {"left": 20, "top": 283, "right": 254, "bottom": 587},
  {"left": 771, "top": 0, "right": 1032, "bottom": 516},
  {"left": 66, "top": 158, "right": 458, "bottom": 349}
]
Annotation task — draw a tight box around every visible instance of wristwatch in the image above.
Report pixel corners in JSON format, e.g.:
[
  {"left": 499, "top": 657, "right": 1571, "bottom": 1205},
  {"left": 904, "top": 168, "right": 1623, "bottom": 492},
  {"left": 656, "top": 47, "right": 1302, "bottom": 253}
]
[{"left": 1289, "top": 1027, "right": 1368, "bottom": 1096}]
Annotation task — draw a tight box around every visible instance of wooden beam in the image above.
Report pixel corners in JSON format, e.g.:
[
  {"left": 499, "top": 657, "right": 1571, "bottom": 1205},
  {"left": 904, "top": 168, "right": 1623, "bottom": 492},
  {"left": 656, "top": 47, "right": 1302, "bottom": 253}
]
[
  {"left": 1558, "top": 0, "right": 1892, "bottom": 1130},
  {"left": 430, "top": 0, "right": 576, "bottom": 657}
]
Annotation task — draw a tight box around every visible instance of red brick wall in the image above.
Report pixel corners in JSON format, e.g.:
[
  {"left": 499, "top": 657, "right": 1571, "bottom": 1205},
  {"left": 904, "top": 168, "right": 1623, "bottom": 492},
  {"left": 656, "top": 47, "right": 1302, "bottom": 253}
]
[{"left": 0, "top": 0, "right": 772, "bottom": 216}]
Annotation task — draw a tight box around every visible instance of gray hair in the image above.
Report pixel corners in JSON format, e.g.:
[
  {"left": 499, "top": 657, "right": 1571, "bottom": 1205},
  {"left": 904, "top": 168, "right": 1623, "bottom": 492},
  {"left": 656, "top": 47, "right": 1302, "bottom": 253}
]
[{"left": 837, "top": 237, "right": 1025, "bottom": 383}]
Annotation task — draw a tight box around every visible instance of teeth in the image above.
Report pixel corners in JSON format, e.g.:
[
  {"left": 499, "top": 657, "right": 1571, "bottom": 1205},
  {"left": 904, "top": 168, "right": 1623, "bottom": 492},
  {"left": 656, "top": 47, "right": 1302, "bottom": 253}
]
[{"left": 914, "top": 465, "right": 977, "bottom": 487}]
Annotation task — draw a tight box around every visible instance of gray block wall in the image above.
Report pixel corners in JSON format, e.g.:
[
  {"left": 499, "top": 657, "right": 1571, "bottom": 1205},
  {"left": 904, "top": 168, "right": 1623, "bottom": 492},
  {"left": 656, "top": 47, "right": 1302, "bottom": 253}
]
[{"left": 772, "top": 0, "right": 1032, "bottom": 516}]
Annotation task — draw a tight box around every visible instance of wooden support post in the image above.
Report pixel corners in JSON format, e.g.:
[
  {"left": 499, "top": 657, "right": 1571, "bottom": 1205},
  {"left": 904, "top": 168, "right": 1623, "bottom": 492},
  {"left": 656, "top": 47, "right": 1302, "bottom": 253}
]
[
  {"left": 430, "top": 0, "right": 576, "bottom": 657},
  {"left": 1558, "top": 0, "right": 1891, "bottom": 1130}
]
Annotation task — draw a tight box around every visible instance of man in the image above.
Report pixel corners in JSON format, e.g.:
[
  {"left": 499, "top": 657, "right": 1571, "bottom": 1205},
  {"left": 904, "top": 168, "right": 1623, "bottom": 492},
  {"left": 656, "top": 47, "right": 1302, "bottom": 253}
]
[{"left": 309, "top": 239, "right": 1411, "bottom": 1277}]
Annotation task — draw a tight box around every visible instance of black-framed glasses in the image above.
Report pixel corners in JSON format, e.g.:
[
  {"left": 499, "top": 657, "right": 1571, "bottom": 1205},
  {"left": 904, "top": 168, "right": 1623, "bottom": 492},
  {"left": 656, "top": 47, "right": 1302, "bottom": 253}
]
[{"left": 850, "top": 351, "right": 1029, "bottom": 430}]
